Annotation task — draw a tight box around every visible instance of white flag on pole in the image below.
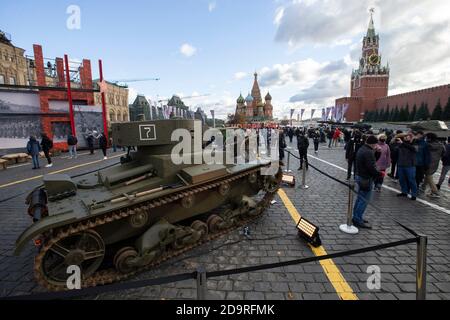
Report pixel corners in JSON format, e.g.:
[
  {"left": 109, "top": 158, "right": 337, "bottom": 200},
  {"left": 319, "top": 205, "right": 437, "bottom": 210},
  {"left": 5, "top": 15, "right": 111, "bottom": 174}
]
[{"left": 342, "top": 104, "right": 350, "bottom": 121}]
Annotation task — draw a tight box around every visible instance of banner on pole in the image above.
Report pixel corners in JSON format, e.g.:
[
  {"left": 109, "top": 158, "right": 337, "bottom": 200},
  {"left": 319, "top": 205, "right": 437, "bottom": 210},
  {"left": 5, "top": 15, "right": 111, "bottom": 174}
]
[
  {"left": 300, "top": 109, "right": 305, "bottom": 120},
  {"left": 342, "top": 104, "right": 350, "bottom": 120},
  {"left": 336, "top": 105, "right": 342, "bottom": 122},
  {"left": 326, "top": 107, "right": 332, "bottom": 120},
  {"left": 290, "top": 109, "right": 295, "bottom": 119},
  {"left": 310, "top": 109, "right": 315, "bottom": 120}
]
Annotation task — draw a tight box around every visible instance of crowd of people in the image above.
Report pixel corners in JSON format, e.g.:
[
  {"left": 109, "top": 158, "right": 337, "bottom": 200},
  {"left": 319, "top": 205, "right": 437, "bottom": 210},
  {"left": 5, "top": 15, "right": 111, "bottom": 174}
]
[
  {"left": 25, "top": 131, "right": 110, "bottom": 170},
  {"left": 280, "top": 124, "right": 450, "bottom": 229}
]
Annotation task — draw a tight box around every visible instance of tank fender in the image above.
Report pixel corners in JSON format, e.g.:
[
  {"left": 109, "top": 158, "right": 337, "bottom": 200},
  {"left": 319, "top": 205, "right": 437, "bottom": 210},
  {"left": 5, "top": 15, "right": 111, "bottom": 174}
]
[{"left": 14, "top": 212, "right": 79, "bottom": 255}]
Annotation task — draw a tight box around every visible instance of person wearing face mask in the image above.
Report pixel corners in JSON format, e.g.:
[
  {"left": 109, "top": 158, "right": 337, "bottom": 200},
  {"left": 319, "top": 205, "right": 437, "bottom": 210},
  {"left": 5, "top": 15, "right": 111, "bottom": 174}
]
[
  {"left": 374, "top": 134, "right": 391, "bottom": 191},
  {"left": 396, "top": 133, "right": 418, "bottom": 200}
]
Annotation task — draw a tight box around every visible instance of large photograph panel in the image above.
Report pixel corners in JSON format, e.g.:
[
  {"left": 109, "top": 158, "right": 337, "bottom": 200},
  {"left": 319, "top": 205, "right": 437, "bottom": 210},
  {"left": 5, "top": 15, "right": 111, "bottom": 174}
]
[
  {"left": 0, "top": 90, "right": 42, "bottom": 152},
  {"left": 73, "top": 105, "right": 103, "bottom": 149}
]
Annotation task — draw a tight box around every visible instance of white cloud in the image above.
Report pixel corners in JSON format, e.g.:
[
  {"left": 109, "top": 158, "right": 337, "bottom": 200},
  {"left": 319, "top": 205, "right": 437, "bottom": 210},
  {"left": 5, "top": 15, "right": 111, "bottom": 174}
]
[
  {"left": 208, "top": 2, "right": 216, "bottom": 12},
  {"left": 274, "top": 0, "right": 450, "bottom": 97},
  {"left": 180, "top": 43, "right": 197, "bottom": 57},
  {"left": 274, "top": 7, "right": 284, "bottom": 26},
  {"left": 234, "top": 72, "right": 248, "bottom": 80},
  {"left": 127, "top": 87, "right": 138, "bottom": 104}
]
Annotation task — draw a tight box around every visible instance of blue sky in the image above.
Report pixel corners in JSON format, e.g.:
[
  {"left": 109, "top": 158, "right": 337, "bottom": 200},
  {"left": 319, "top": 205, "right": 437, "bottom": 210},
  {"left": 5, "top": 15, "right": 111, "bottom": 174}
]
[{"left": 2, "top": 0, "right": 449, "bottom": 120}]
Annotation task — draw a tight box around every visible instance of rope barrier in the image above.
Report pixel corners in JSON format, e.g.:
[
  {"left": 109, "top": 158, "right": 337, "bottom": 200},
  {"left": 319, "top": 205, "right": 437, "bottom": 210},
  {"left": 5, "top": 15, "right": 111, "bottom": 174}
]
[
  {"left": 1, "top": 236, "right": 419, "bottom": 300},
  {"left": 4, "top": 272, "right": 196, "bottom": 301},
  {"left": 284, "top": 149, "right": 420, "bottom": 237}
]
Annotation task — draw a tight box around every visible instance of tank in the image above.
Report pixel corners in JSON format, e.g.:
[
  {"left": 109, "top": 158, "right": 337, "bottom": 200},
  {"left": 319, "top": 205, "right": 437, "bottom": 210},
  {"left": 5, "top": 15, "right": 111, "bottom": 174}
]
[
  {"left": 408, "top": 120, "right": 449, "bottom": 139},
  {"left": 15, "top": 119, "right": 282, "bottom": 291}
]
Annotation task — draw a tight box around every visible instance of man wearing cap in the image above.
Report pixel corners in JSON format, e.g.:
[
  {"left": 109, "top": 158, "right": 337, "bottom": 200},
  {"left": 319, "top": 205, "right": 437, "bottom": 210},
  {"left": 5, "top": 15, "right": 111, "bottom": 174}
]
[{"left": 352, "top": 135, "right": 383, "bottom": 229}]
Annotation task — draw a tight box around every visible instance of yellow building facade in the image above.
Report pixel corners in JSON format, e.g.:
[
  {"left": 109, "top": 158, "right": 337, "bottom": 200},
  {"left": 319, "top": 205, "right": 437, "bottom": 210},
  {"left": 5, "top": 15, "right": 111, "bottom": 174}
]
[
  {"left": 94, "top": 80, "right": 129, "bottom": 127},
  {"left": 0, "top": 31, "right": 32, "bottom": 86}
]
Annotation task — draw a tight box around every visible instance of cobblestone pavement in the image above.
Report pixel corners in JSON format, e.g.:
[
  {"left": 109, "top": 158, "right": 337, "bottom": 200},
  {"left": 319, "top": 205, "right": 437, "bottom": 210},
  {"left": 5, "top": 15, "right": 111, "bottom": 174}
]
[{"left": 0, "top": 143, "right": 449, "bottom": 300}]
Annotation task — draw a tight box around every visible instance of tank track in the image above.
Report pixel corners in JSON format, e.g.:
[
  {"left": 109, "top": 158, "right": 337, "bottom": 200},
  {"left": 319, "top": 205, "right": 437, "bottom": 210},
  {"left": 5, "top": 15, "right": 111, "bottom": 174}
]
[{"left": 34, "top": 164, "right": 283, "bottom": 291}]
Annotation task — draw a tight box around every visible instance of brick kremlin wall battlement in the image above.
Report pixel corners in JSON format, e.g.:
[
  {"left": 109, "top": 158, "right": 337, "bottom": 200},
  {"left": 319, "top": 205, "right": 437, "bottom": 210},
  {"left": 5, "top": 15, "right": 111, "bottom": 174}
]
[
  {"left": 377, "top": 84, "right": 450, "bottom": 101},
  {"left": 375, "top": 84, "right": 450, "bottom": 111}
]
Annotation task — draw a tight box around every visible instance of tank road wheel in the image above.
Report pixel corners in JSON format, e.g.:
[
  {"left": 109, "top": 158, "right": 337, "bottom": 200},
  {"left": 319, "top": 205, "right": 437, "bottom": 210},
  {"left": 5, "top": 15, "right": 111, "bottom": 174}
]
[
  {"left": 248, "top": 172, "right": 258, "bottom": 184},
  {"left": 40, "top": 230, "right": 105, "bottom": 286},
  {"left": 114, "top": 247, "right": 139, "bottom": 274},
  {"left": 181, "top": 195, "right": 195, "bottom": 209},
  {"left": 191, "top": 220, "right": 208, "bottom": 239},
  {"left": 129, "top": 212, "right": 149, "bottom": 229},
  {"left": 218, "top": 183, "right": 230, "bottom": 196},
  {"left": 207, "top": 214, "right": 225, "bottom": 234}
]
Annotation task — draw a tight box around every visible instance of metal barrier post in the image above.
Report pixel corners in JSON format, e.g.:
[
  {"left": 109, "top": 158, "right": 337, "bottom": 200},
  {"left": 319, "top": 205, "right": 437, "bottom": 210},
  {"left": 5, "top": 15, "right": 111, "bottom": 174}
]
[
  {"left": 416, "top": 235, "right": 427, "bottom": 300},
  {"left": 300, "top": 164, "right": 309, "bottom": 189},
  {"left": 196, "top": 266, "right": 207, "bottom": 300},
  {"left": 339, "top": 182, "right": 358, "bottom": 234}
]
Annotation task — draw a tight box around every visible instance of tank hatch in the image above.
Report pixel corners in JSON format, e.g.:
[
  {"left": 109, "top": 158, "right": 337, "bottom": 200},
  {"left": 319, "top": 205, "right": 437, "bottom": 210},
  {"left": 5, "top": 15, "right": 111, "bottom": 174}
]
[
  {"left": 43, "top": 174, "right": 77, "bottom": 201},
  {"left": 180, "top": 164, "right": 228, "bottom": 184}
]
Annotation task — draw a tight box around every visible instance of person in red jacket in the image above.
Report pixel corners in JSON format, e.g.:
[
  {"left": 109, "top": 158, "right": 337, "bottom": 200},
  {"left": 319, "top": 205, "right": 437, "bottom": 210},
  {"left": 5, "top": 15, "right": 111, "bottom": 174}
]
[{"left": 332, "top": 128, "right": 341, "bottom": 147}]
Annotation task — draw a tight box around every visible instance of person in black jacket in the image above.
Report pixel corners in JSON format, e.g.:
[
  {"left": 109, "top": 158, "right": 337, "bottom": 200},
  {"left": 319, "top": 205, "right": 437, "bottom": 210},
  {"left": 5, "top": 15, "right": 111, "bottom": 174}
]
[
  {"left": 345, "top": 130, "right": 363, "bottom": 180},
  {"left": 87, "top": 133, "right": 95, "bottom": 155},
  {"left": 99, "top": 132, "right": 108, "bottom": 160},
  {"left": 278, "top": 129, "right": 287, "bottom": 164},
  {"left": 287, "top": 127, "right": 294, "bottom": 144},
  {"left": 297, "top": 132, "right": 309, "bottom": 170},
  {"left": 67, "top": 134, "right": 78, "bottom": 159},
  {"left": 352, "top": 135, "right": 382, "bottom": 229},
  {"left": 437, "top": 137, "right": 450, "bottom": 190},
  {"left": 396, "top": 133, "right": 418, "bottom": 200},
  {"left": 40, "top": 133, "right": 53, "bottom": 168},
  {"left": 343, "top": 128, "right": 351, "bottom": 149},
  {"left": 312, "top": 130, "right": 320, "bottom": 155},
  {"left": 327, "top": 128, "right": 334, "bottom": 148}
]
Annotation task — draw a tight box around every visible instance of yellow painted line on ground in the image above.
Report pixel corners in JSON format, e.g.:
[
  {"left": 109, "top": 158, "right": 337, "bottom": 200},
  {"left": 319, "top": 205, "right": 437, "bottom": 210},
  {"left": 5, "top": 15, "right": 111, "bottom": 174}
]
[
  {"left": 0, "top": 153, "right": 124, "bottom": 189},
  {"left": 277, "top": 188, "right": 358, "bottom": 300}
]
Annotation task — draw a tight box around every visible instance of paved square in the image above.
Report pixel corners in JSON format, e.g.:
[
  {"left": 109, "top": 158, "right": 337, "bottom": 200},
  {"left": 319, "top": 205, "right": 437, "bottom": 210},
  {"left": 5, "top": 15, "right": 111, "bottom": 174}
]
[{"left": 0, "top": 144, "right": 449, "bottom": 300}]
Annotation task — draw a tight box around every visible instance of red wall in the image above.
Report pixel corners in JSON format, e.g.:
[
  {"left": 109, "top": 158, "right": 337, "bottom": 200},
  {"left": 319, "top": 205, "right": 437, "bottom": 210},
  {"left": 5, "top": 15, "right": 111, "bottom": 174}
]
[
  {"left": 33, "top": 45, "right": 95, "bottom": 150},
  {"left": 351, "top": 76, "right": 389, "bottom": 113},
  {"left": 376, "top": 84, "right": 450, "bottom": 112},
  {"left": 337, "top": 97, "right": 362, "bottom": 122}
]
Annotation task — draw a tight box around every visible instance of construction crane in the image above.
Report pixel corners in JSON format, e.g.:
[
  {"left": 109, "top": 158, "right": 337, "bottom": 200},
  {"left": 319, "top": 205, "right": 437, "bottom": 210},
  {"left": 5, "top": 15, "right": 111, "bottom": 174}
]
[
  {"left": 157, "top": 94, "right": 210, "bottom": 103},
  {"left": 108, "top": 78, "right": 160, "bottom": 87}
]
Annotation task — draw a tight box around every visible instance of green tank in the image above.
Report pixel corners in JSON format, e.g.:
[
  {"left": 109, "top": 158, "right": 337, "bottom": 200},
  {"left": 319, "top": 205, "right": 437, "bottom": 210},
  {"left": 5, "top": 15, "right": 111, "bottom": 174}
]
[
  {"left": 407, "top": 120, "right": 449, "bottom": 138},
  {"left": 15, "top": 119, "right": 281, "bottom": 291}
]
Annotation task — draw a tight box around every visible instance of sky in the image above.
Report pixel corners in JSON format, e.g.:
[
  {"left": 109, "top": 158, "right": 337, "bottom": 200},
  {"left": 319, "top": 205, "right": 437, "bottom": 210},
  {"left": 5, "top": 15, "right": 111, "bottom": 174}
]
[{"left": 1, "top": 0, "right": 450, "bottom": 120}]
